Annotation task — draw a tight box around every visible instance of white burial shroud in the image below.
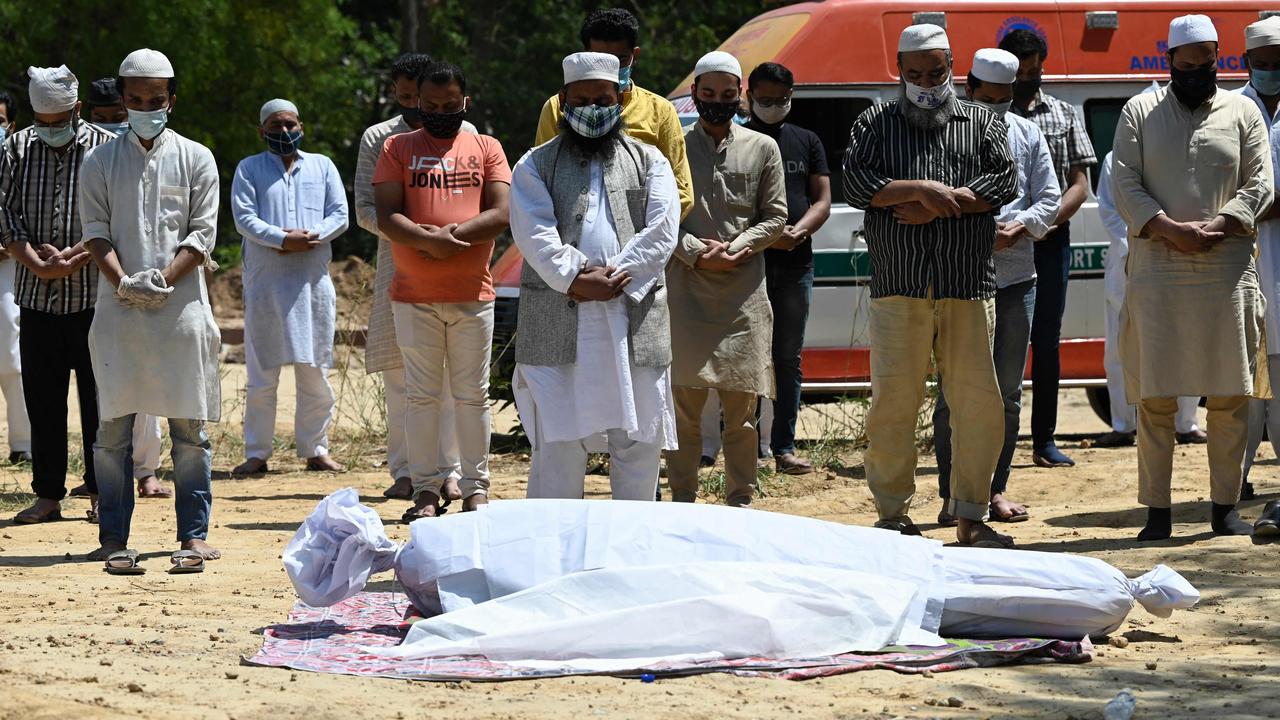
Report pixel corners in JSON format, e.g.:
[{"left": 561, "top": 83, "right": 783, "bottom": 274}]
[{"left": 283, "top": 490, "right": 1200, "bottom": 667}]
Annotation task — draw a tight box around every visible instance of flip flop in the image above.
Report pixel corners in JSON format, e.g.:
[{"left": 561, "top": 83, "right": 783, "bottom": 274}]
[
  {"left": 138, "top": 486, "right": 173, "bottom": 499},
  {"left": 168, "top": 550, "right": 205, "bottom": 574},
  {"left": 936, "top": 510, "right": 958, "bottom": 527},
  {"left": 13, "top": 507, "right": 61, "bottom": 525},
  {"left": 990, "top": 504, "right": 1030, "bottom": 523},
  {"left": 105, "top": 549, "right": 145, "bottom": 575}
]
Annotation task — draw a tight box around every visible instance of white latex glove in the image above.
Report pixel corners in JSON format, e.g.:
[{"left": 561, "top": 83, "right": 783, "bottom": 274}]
[{"left": 117, "top": 268, "right": 173, "bottom": 309}]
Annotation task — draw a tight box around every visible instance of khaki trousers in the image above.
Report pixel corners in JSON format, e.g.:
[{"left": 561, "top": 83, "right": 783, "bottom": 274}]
[
  {"left": 669, "top": 387, "right": 757, "bottom": 506},
  {"left": 866, "top": 295, "right": 1002, "bottom": 523},
  {"left": 1138, "top": 395, "right": 1248, "bottom": 508}
]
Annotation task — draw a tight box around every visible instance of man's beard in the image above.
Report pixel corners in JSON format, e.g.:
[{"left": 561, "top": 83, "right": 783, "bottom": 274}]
[
  {"left": 558, "top": 115, "right": 626, "bottom": 156},
  {"left": 899, "top": 83, "right": 955, "bottom": 130}
]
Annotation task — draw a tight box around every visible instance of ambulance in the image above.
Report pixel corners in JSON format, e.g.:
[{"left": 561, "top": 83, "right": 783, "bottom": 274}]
[{"left": 490, "top": 0, "right": 1270, "bottom": 423}]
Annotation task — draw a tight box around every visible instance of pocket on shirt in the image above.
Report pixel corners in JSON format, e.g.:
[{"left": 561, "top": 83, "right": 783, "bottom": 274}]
[
  {"left": 625, "top": 187, "right": 648, "bottom": 229},
  {"left": 301, "top": 181, "right": 324, "bottom": 211},
  {"left": 1044, "top": 129, "right": 1069, "bottom": 170},
  {"left": 723, "top": 171, "right": 758, "bottom": 211},
  {"left": 158, "top": 185, "right": 189, "bottom": 232}
]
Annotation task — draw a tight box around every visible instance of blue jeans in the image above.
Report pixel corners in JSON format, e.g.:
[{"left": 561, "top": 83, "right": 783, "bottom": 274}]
[
  {"left": 96, "top": 414, "right": 212, "bottom": 547},
  {"left": 934, "top": 279, "right": 1036, "bottom": 498},
  {"left": 1030, "top": 223, "right": 1071, "bottom": 450},
  {"left": 765, "top": 263, "right": 813, "bottom": 456}
]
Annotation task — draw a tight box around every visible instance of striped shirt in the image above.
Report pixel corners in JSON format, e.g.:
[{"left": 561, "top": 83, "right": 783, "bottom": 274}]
[
  {"left": 1011, "top": 91, "right": 1097, "bottom": 187},
  {"left": 0, "top": 123, "right": 116, "bottom": 313},
  {"left": 843, "top": 99, "right": 1018, "bottom": 300}
]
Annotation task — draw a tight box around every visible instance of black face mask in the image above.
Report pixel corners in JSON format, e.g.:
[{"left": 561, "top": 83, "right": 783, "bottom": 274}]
[
  {"left": 1169, "top": 65, "right": 1218, "bottom": 108},
  {"left": 1012, "top": 77, "right": 1041, "bottom": 105},
  {"left": 399, "top": 104, "right": 422, "bottom": 127},
  {"left": 422, "top": 108, "right": 467, "bottom": 138},
  {"left": 694, "top": 97, "right": 739, "bottom": 126}
]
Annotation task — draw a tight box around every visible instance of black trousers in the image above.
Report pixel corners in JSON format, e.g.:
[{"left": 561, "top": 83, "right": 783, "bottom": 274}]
[{"left": 20, "top": 307, "right": 99, "bottom": 500}]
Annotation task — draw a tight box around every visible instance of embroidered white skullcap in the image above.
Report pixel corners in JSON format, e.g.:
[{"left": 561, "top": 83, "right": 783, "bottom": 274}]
[
  {"left": 259, "top": 98, "right": 299, "bottom": 125},
  {"left": 899, "top": 24, "right": 950, "bottom": 53},
  {"left": 1168, "top": 15, "right": 1218, "bottom": 49},
  {"left": 119, "top": 48, "right": 174, "bottom": 78},
  {"left": 694, "top": 51, "right": 742, "bottom": 79},
  {"left": 562, "top": 52, "right": 619, "bottom": 85},
  {"left": 26, "top": 65, "right": 78, "bottom": 114},
  {"left": 1246, "top": 16, "right": 1280, "bottom": 51},
  {"left": 971, "top": 49, "right": 1019, "bottom": 85}
]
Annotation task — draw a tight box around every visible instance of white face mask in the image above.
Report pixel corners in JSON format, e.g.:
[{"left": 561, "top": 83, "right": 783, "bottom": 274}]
[
  {"left": 903, "top": 77, "right": 954, "bottom": 109},
  {"left": 751, "top": 99, "right": 790, "bottom": 125},
  {"left": 980, "top": 100, "right": 1012, "bottom": 117}
]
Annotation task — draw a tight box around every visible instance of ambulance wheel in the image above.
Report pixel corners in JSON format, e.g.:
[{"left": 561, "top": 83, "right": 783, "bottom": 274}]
[{"left": 1085, "top": 387, "right": 1112, "bottom": 427}]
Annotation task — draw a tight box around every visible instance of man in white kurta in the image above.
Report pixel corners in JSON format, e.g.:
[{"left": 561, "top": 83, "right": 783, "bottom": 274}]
[
  {"left": 0, "top": 251, "right": 30, "bottom": 462},
  {"left": 509, "top": 53, "right": 679, "bottom": 500},
  {"left": 1095, "top": 145, "right": 1201, "bottom": 449},
  {"left": 81, "top": 49, "right": 222, "bottom": 564},
  {"left": 231, "top": 99, "right": 348, "bottom": 475},
  {"left": 1111, "top": 17, "right": 1274, "bottom": 541}
]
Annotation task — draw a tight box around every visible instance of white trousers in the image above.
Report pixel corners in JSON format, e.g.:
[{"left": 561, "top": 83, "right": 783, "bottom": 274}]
[
  {"left": 132, "top": 414, "right": 162, "bottom": 478},
  {"left": 383, "top": 365, "right": 461, "bottom": 483},
  {"left": 244, "top": 353, "right": 336, "bottom": 461},
  {"left": 392, "top": 300, "right": 492, "bottom": 499},
  {"left": 1245, "top": 353, "right": 1280, "bottom": 479},
  {"left": 1, "top": 370, "right": 30, "bottom": 453},
  {"left": 1104, "top": 297, "right": 1200, "bottom": 434},
  {"left": 527, "top": 428, "right": 661, "bottom": 501}
]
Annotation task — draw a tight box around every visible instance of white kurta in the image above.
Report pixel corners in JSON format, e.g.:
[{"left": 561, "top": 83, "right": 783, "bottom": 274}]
[
  {"left": 1239, "top": 83, "right": 1280, "bottom": 355},
  {"left": 0, "top": 258, "right": 20, "bottom": 374},
  {"left": 231, "top": 150, "right": 349, "bottom": 370},
  {"left": 79, "top": 130, "right": 222, "bottom": 421},
  {"left": 508, "top": 148, "right": 679, "bottom": 449}
]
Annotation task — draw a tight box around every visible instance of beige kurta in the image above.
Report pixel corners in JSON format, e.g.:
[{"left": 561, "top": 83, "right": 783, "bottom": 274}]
[
  {"left": 1111, "top": 87, "right": 1274, "bottom": 400},
  {"left": 666, "top": 123, "right": 786, "bottom": 397}
]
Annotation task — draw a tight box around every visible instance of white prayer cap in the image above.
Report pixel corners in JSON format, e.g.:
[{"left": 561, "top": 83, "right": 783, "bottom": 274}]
[
  {"left": 259, "top": 98, "right": 299, "bottom": 125},
  {"left": 970, "top": 48, "right": 1019, "bottom": 85},
  {"left": 562, "top": 52, "right": 619, "bottom": 85},
  {"left": 899, "top": 23, "right": 950, "bottom": 53},
  {"left": 26, "top": 66, "right": 78, "bottom": 114},
  {"left": 694, "top": 51, "right": 741, "bottom": 79},
  {"left": 1168, "top": 15, "right": 1218, "bottom": 49},
  {"left": 1246, "top": 16, "right": 1280, "bottom": 51},
  {"left": 119, "top": 48, "right": 174, "bottom": 78}
]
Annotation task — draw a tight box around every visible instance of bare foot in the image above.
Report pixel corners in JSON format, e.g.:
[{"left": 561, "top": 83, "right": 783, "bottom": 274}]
[
  {"left": 14, "top": 498, "right": 62, "bottom": 524},
  {"left": 232, "top": 458, "right": 269, "bottom": 476},
  {"left": 442, "top": 477, "right": 463, "bottom": 502},
  {"left": 956, "top": 518, "right": 1014, "bottom": 548},
  {"left": 382, "top": 477, "right": 413, "bottom": 500},
  {"left": 87, "top": 541, "right": 128, "bottom": 561},
  {"left": 137, "top": 475, "right": 173, "bottom": 499},
  {"left": 181, "top": 538, "right": 221, "bottom": 560},
  {"left": 463, "top": 494, "right": 488, "bottom": 512},
  {"left": 402, "top": 491, "right": 442, "bottom": 522},
  {"left": 305, "top": 455, "right": 345, "bottom": 472},
  {"left": 989, "top": 493, "right": 1028, "bottom": 521}
]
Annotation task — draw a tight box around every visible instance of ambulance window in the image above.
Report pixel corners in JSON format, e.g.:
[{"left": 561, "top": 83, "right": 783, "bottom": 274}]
[
  {"left": 1083, "top": 99, "right": 1128, "bottom": 191},
  {"left": 786, "top": 97, "right": 873, "bottom": 202}
]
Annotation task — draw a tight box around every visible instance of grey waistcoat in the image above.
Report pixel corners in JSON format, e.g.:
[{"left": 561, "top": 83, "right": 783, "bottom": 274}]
[{"left": 515, "top": 134, "right": 671, "bottom": 368}]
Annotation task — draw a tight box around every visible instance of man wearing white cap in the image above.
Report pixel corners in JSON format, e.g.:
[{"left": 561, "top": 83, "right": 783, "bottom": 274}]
[
  {"left": 0, "top": 66, "right": 115, "bottom": 524},
  {"left": 931, "top": 48, "right": 1061, "bottom": 526},
  {"left": 81, "top": 49, "right": 222, "bottom": 569},
  {"left": 509, "top": 52, "right": 679, "bottom": 498},
  {"left": 665, "top": 50, "right": 786, "bottom": 508},
  {"left": 1238, "top": 17, "right": 1280, "bottom": 520},
  {"left": 355, "top": 53, "right": 476, "bottom": 503},
  {"left": 844, "top": 24, "right": 1018, "bottom": 546},
  {"left": 1111, "top": 15, "right": 1273, "bottom": 541},
  {"left": 230, "top": 99, "right": 349, "bottom": 477}
]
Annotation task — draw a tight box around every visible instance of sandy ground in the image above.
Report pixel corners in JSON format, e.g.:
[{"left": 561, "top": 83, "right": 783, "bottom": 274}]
[{"left": 0, "top": 362, "right": 1277, "bottom": 720}]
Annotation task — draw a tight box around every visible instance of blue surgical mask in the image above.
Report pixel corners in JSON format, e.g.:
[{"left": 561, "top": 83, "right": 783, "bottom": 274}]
[
  {"left": 618, "top": 63, "right": 634, "bottom": 91},
  {"left": 35, "top": 118, "right": 76, "bottom": 148},
  {"left": 97, "top": 121, "right": 130, "bottom": 137},
  {"left": 0, "top": 126, "right": 8, "bottom": 144},
  {"left": 1252, "top": 68, "right": 1280, "bottom": 97},
  {"left": 980, "top": 100, "right": 1012, "bottom": 118},
  {"left": 128, "top": 107, "right": 169, "bottom": 140}
]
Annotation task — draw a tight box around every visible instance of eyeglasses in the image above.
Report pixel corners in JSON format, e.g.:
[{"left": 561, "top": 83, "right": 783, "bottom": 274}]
[
  {"left": 752, "top": 95, "right": 791, "bottom": 108},
  {"left": 33, "top": 111, "right": 75, "bottom": 129}
]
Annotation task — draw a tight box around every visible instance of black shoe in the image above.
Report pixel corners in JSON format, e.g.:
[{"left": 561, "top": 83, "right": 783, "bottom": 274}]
[
  {"left": 1093, "top": 431, "right": 1136, "bottom": 448},
  {"left": 1241, "top": 481, "right": 1257, "bottom": 502},
  {"left": 7, "top": 451, "right": 31, "bottom": 464},
  {"left": 874, "top": 519, "right": 923, "bottom": 536},
  {"left": 699, "top": 455, "right": 714, "bottom": 468},
  {"left": 1255, "top": 500, "right": 1280, "bottom": 537},
  {"left": 1176, "top": 429, "right": 1208, "bottom": 444}
]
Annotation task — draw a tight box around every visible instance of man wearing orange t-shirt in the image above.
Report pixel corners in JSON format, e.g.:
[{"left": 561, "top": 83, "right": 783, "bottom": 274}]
[{"left": 373, "top": 60, "right": 511, "bottom": 520}]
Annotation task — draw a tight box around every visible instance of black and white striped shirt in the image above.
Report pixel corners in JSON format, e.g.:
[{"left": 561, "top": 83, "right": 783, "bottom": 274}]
[
  {"left": 0, "top": 123, "right": 115, "bottom": 314},
  {"left": 843, "top": 99, "right": 1017, "bottom": 300}
]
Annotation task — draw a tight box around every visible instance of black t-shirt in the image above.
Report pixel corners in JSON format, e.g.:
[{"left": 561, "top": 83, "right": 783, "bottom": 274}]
[{"left": 748, "top": 120, "right": 829, "bottom": 268}]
